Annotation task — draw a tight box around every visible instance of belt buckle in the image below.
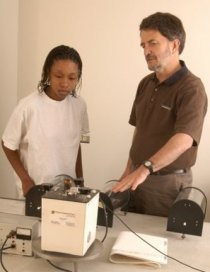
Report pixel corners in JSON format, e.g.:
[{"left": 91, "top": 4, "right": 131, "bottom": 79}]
[{"left": 174, "top": 169, "right": 185, "bottom": 174}]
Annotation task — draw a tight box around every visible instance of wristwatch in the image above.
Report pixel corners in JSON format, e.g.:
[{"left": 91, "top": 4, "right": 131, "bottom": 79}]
[{"left": 142, "top": 160, "right": 154, "bottom": 174}]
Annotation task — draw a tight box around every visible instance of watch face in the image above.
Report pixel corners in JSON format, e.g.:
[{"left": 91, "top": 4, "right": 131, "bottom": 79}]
[
  {"left": 143, "top": 160, "right": 153, "bottom": 174},
  {"left": 145, "top": 161, "right": 152, "bottom": 167}
]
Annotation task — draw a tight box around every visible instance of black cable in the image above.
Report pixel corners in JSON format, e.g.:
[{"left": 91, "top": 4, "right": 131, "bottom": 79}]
[
  {"left": 0, "top": 246, "right": 14, "bottom": 252},
  {"left": 99, "top": 198, "right": 109, "bottom": 243},
  {"left": 0, "top": 230, "right": 17, "bottom": 272},
  {"left": 0, "top": 237, "right": 9, "bottom": 272},
  {"left": 108, "top": 207, "right": 207, "bottom": 272},
  {"left": 47, "top": 260, "right": 72, "bottom": 272},
  {"left": 0, "top": 230, "right": 16, "bottom": 272}
]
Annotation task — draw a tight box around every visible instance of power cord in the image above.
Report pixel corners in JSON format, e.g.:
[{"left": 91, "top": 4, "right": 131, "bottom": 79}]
[
  {"left": 108, "top": 207, "right": 207, "bottom": 272},
  {"left": 98, "top": 197, "right": 109, "bottom": 243},
  {"left": 0, "top": 246, "right": 15, "bottom": 252},
  {"left": 0, "top": 230, "right": 16, "bottom": 272},
  {"left": 47, "top": 260, "right": 72, "bottom": 272}
]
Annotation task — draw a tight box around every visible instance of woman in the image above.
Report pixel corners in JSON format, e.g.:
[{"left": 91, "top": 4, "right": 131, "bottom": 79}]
[{"left": 2, "top": 45, "right": 89, "bottom": 198}]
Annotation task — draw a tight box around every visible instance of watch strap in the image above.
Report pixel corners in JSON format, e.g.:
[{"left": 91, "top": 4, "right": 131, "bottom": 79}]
[{"left": 142, "top": 160, "right": 154, "bottom": 174}]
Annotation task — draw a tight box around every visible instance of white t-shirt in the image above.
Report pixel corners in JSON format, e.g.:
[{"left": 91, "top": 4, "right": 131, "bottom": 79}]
[{"left": 2, "top": 91, "right": 89, "bottom": 198}]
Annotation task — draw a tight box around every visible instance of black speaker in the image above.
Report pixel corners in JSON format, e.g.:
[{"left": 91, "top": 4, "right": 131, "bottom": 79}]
[
  {"left": 97, "top": 192, "right": 114, "bottom": 227},
  {"left": 97, "top": 180, "right": 130, "bottom": 227},
  {"left": 167, "top": 187, "right": 207, "bottom": 236},
  {"left": 25, "top": 183, "right": 53, "bottom": 217}
]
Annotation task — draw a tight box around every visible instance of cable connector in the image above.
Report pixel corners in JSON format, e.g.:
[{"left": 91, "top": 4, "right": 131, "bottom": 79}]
[{"left": 6, "top": 230, "right": 16, "bottom": 239}]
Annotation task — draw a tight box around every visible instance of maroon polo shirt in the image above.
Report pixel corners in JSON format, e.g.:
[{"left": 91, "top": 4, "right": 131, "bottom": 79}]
[{"left": 129, "top": 61, "right": 208, "bottom": 171}]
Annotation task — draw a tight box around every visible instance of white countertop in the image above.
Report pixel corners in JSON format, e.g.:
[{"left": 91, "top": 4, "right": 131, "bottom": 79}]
[{"left": 0, "top": 210, "right": 209, "bottom": 272}]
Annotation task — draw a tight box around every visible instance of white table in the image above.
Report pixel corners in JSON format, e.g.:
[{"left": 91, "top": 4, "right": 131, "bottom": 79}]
[{"left": 0, "top": 211, "right": 209, "bottom": 272}]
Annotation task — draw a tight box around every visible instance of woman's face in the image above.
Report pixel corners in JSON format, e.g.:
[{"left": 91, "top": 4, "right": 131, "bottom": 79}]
[{"left": 46, "top": 59, "right": 80, "bottom": 101}]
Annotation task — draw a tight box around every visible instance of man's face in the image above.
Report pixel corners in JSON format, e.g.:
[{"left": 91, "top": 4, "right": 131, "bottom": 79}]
[{"left": 140, "top": 29, "right": 176, "bottom": 73}]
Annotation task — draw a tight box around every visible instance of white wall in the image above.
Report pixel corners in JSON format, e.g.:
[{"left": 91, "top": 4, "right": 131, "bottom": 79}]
[
  {"left": 0, "top": 0, "right": 209, "bottom": 220},
  {"left": 0, "top": 0, "right": 18, "bottom": 197}
]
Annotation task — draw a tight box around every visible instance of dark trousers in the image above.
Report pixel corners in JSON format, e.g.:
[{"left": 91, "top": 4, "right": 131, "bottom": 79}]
[{"left": 125, "top": 169, "right": 192, "bottom": 217}]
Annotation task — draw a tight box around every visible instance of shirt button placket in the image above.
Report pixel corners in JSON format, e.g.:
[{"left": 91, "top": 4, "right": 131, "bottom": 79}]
[{"left": 150, "top": 87, "right": 158, "bottom": 104}]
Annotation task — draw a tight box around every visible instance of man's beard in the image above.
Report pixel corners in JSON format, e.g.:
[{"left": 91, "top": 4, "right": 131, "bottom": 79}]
[
  {"left": 146, "top": 47, "right": 171, "bottom": 72},
  {"left": 146, "top": 57, "right": 162, "bottom": 72}
]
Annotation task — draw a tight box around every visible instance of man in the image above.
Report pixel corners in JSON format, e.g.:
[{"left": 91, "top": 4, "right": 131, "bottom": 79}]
[{"left": 112, "top": 12, "right": 208, "bottom": 216}]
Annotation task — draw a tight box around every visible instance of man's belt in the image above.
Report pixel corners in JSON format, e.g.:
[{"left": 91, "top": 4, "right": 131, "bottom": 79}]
[{"left": 151, "top": 169, "right": 188, "bottom": 176}]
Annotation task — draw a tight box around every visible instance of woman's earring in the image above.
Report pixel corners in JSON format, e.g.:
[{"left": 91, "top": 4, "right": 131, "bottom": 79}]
[{"left": 45, "top": 79, "right": 50, "bottom": 86}]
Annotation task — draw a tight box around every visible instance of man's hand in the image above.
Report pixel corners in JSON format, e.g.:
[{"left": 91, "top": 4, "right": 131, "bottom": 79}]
[{"left": 112, "top": 165, "right": 149, "bottom": 192}]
